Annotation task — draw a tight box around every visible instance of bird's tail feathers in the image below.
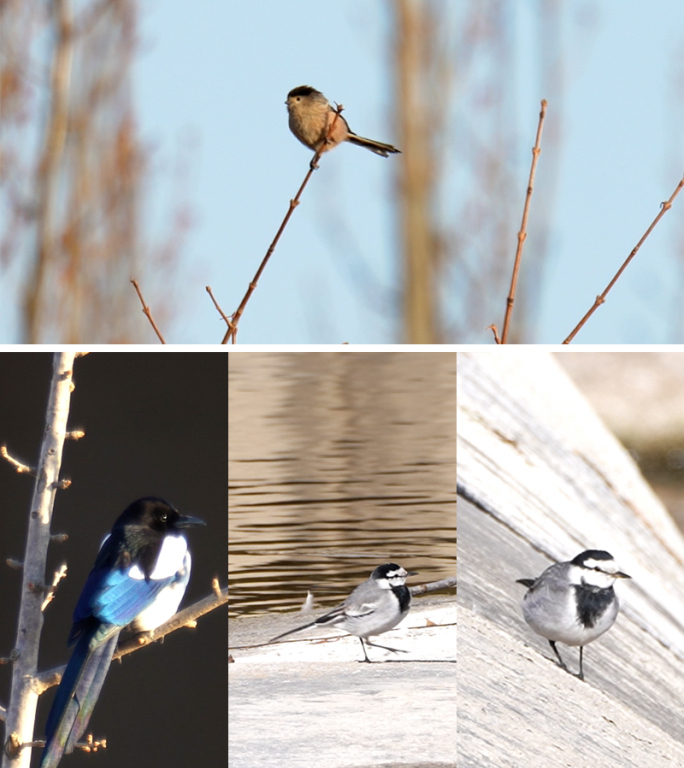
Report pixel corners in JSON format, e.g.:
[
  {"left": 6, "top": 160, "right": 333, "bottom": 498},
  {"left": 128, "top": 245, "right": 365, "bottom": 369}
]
[
  {"left": 41, "top": 630, "right": 119, "bottom": 768},
  {"left": 269, "top": 619, "right": 318, "bottom": 643},
  {"left": 346, "top": 133, "right": 401, "bottom": 157}
]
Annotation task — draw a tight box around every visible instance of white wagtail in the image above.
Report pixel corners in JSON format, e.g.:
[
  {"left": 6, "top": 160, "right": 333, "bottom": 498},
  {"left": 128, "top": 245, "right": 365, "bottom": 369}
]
[
  {"left": 516, "top": 549, "right": 630, "bottom": 680},
  {"left": 270, "top": 563, "right": 417, "bottom": 662}
]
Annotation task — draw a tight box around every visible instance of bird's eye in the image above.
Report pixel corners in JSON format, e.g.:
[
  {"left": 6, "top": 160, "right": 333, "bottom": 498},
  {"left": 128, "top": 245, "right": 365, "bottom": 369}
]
[{"left": 160, "top": 512, "right": 167, "bottom": 522}]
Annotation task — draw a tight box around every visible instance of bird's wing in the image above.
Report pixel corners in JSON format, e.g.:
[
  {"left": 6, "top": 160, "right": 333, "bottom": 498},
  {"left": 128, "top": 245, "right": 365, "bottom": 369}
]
[
  {"left": 341, "top": 600, "right": 377, "bottom": 619},
  {"left": 70, "top": 565, "right": 179, "bottom": 642}
]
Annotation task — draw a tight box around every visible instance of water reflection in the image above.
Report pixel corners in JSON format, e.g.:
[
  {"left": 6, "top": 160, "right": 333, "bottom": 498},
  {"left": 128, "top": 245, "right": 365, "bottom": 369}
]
[{"left": 228, "top": 352, "right": 456, "bottom": 616}]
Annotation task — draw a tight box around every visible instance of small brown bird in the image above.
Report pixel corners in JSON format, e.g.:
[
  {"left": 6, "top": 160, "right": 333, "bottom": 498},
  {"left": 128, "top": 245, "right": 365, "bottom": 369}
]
[{"left": 285, "top": 85, "right": 401, "bottom": 157}]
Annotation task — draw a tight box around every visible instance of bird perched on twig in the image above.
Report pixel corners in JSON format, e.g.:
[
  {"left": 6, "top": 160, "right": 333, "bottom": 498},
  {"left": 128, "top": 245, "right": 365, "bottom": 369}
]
[
  {"left": 286, "top": 85, "right": 401, "bottom": 158},
  {"left": 40, "top": 497, "right": 205, "bottom": 767}
]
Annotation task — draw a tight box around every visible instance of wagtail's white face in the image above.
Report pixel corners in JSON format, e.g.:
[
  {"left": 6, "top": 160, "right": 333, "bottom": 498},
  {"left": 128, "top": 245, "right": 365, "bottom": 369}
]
[
  {"left": 372, "top": 563, "right": 418, "bottom": 590},
  {"left": 568, "top": 550, "right": 631, "bottom": 590}
]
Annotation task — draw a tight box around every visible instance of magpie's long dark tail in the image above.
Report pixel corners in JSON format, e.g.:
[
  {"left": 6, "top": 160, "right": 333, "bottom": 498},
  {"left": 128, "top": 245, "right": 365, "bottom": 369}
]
[{"left": 40, "top": 630, "right": 119, "bottom": 768}]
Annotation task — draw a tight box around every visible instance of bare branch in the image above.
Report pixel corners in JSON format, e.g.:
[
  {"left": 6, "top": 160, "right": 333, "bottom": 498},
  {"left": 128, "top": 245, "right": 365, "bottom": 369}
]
[
  {"left": 2, "top": 352, "right": 76, "bottom": 768},
  {"left": 131, "top": 279, "right": 166, "bottom": 343},
  {"left": 221, "top": 106, "right": 344, "bottom": 344},
  {"left": 499, "top": 99, "right": 548, "bottom": 344},
  {"left": 212, "top": 577, "right": 222, "bottom": 599},
  {"left": 409, "top": 575, "right": 457, "bottom": 595},
  {"left": 205, "top": 286, "right": 233, "bottom": 333},
  {"left": 40, "top": 564, "right": 68, "bottom": 612},
  {"left": 563, "top": 174, "right": 684, "bottom": 343},
  {"left": 1, "top": 447, "right": 35, "bottom": 476},
  {"left": 5, "top": 733, "right": 105, "bottom": 758},
  {"left": 34, "top": 584, "right": 229, "bottom": 695},
  {"left": 114, "top": 584, "right": 229, "bottom": 658}
]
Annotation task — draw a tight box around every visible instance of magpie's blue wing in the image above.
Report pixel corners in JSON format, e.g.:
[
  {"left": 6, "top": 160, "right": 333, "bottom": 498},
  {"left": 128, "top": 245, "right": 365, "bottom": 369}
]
[
  {"left": 69, "top": 532, "right": 188, "bottom": 644},
  {"left": 71, "top": 566, "right": 177, "bottom": 638}
]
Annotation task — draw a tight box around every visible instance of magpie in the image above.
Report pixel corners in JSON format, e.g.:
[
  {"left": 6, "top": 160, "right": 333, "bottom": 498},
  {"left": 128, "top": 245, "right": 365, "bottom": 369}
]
[{"left": 40, "top": 497, "right": 205, "bottom": 768}]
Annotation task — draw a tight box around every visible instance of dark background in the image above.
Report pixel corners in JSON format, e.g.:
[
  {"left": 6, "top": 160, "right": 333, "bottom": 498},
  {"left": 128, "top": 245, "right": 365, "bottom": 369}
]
[{"left": 0, "top": 352, "right": 227, "bottom": 767}]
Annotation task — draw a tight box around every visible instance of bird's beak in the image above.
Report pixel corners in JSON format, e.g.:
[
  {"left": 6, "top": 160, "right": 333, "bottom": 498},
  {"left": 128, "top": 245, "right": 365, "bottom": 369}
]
[
  {"left": 615, "top": 571, "right": 631, "bottom": 579},
  {"left": 407, "top": 570, "right": 419, "bottom": 577},
  {"left": 175, "top": 514, "right": 206, "bottom": 528}
]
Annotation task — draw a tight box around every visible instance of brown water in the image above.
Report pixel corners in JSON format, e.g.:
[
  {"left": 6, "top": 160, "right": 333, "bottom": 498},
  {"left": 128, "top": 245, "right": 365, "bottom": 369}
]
[{"left": 228, "top": 352, "right": 456, "bottom": 617}]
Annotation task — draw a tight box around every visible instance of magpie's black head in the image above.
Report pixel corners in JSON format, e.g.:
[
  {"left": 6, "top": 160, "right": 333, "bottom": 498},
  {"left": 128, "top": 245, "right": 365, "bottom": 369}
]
[
  {"left": 113, "top": 497, "right": 206, "bottom": 534},
  {"left": 98, "top": 498, "right": 205, "bottom": 577}
]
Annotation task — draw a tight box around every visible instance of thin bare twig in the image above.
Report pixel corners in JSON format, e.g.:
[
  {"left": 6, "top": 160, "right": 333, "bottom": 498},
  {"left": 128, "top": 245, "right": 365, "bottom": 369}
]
[
  {"left": 130, "top": 279, "right": 165, "bottom": 343},
  {"left": 563, "top": 174, "right": 684, "bottom": 343},
  {"left": 1, "top": 446, "right": 35, "bottom": 476},
  {"left": 40, "top": 564, "right": 68, "bottom": 612},
  {"left": 212, "top": 577, "right": 222, "bottom": 598},
  {"left": 221, "top": 106, "right": 345, "bottom": 344},
  {"left": 409, "top": 575, "right": 457, "bottom": 595},
  {"left": 490, "top": 99, "right": 548, "bottom": 345},
  {"left": 206, "top": 286, "right": 234, "bottom": 334},
  {"left": 7, "top": 733, "right": 106, "bottom": 757}
]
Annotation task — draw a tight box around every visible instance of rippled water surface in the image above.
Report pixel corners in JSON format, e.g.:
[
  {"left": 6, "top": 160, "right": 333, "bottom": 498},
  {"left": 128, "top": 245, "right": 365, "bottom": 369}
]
[{"left": 228, "top": 352, "right": 456, "bottom": 616}]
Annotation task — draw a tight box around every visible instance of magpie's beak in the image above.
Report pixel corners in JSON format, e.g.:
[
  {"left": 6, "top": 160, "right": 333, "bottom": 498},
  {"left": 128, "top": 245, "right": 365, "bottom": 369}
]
[{"left": 175, "top": 514, "right": 206, "bottom": 529}]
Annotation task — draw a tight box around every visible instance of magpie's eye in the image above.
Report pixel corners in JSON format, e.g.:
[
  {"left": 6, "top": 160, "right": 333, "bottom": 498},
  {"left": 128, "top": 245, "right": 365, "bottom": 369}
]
[{"left": 159, "top": 512, "right": 168, "bottom": 522}]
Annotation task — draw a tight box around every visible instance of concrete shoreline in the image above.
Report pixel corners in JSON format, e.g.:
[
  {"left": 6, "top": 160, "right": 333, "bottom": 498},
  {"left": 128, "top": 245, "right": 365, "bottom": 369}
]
[{"left": 229, "top": 597, "right": 457, "bottom": 768}]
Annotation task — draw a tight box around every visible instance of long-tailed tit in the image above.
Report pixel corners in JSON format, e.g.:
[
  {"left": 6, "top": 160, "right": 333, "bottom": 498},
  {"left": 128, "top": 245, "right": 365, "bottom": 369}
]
[{"left": 286, "top": 85, "right": 401, "bottom": 158}]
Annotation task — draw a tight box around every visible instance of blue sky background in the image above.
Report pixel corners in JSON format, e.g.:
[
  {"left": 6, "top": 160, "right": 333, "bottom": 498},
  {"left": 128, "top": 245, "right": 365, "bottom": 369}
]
[{"left": 131, "top": 1, "right": 683, "bottom": 344}]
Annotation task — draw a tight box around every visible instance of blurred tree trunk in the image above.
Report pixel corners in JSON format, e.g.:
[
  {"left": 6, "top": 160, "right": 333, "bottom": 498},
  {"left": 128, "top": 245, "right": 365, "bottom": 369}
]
[
  {"left": 1, "top": 0, "right": 157, "bottom": 342},
  {"left": 391, "top": 0, "right": 566, "bottom": 343},
  {"left": 393, "top": 0, "right": 446, "bottom": 343}
]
